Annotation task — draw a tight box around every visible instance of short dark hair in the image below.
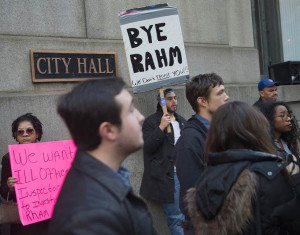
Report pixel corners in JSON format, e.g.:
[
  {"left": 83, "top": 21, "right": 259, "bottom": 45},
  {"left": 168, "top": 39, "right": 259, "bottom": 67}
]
[
  {"left": 206, "top": 101, "right": 276, "bottom": 156},
  {"left": 57, "top": 78, "right": 125, "bottom": 151},
  {"left": 12, "top": 113, "right": 43, "bottom": 141},
  {"left": 156, "top": 88, "right": 174, "bottom": 111},
  {"left": 186, "top": 73, "right": 224, "bottom": 112}
]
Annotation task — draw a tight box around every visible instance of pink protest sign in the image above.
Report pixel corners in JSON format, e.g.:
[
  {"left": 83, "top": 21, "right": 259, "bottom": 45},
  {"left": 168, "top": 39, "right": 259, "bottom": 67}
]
[{"left": 8, "top": 140, "right": 76, "bottom": 225}]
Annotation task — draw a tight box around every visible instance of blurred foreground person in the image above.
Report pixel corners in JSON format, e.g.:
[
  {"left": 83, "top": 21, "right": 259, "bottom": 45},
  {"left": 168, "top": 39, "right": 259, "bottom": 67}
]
[
  {"left": 186, "top": 102, "right": 300, "bottom": 235},
  {"left": 48, "top": 78, "right": 158, "bottom": 235},
  {"left": 0, "top": 113, "right": 48, "bottom": 235},
  {"left": 262, "top": 101, "right": 300, "bottom": 162}
]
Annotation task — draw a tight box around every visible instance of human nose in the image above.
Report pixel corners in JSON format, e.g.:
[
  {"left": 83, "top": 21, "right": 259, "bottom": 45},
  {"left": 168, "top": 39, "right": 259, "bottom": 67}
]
[
  {"left": 224, "top": 93, "right": 230, "bottom": 101},
  {"left": 137, "top": 109, "right": 145, "bottom": 123},
  {"left": 286, "top": 115, "right": 292, "bottom": 121}
]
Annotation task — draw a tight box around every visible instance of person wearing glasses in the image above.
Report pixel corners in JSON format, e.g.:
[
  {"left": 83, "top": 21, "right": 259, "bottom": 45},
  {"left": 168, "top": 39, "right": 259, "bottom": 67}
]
[
  {"left": 185, "top": 102, "right": 300, "bottom": 234},
  {"left": 261, "top": 101, "right": 300, "bottom": 164},
  {"left": 0, "top": 113, "right": 48, "bottom": 235}
]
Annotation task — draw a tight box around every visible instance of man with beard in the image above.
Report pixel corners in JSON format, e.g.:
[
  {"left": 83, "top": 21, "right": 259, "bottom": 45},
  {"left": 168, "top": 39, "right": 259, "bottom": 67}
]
[
  {"left": 140, "top": 88, "right": 186, "bottom": 235},
  {"left": 253, "top": 78, "right": 278, "bottom": 111},
  {"left": 174, "top": 73, "right": 229, "bottom": 235},
  {"left": 49, "top": 78, "right": 158, "bottom": 235}
]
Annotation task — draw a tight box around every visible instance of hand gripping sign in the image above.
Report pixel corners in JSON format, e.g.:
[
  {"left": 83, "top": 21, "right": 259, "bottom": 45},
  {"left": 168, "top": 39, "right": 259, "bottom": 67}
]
[
  {"left": 9, "top": 140, "right": 76, "bottom": 225},
  {"left": 119, "top": 4, "right": 189, "bottom": 93}
]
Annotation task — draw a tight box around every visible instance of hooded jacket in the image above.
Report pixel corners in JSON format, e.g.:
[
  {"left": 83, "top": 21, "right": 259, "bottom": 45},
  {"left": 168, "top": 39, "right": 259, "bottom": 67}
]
[
  {"left": 186, "top": 149, "right": 300, "bottom": 235},
  {"left": 174, "top": 116, "right": 208, "bottom": 216}
]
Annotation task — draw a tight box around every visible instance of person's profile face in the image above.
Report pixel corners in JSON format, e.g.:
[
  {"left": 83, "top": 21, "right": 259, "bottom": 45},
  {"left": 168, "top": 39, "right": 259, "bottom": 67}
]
[
  {"left": 273, "top": 105, "right": 292, "bottom": 134},
  {"left": 260, "top": 86, "right": 278, "bottom": 101},
  {"left": 16, "top": 121, "right": 38, "bottom": 144},
  {"left": 115, "top": 89, "right": 145, "bottom": 155},
  {"left": 206, "top": 85, "right": 229, "bottom": 113},
  {"left": 164, "top": 91, "right": 177, "bottom": 113}
]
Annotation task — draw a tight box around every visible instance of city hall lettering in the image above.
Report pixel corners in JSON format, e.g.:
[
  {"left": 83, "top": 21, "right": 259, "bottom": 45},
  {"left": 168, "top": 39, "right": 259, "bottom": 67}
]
[{"left": 31, "top": 50, "right": 117, "bottom": 82}]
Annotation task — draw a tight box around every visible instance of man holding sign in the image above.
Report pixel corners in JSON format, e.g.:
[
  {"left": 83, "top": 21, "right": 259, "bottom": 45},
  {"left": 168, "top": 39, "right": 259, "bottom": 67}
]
[
  {"left": 49, "top": 78, "right": 158, "bottom": 235},
  {"left": 140, "top": 88, "right": 186, "bottom": 235}
]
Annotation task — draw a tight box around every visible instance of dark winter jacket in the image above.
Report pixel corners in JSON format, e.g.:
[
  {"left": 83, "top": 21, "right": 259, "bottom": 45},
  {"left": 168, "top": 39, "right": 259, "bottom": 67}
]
[
  {"left": 1, "top": 153, "right": 49, "bottom": 235},
  {"left": 140, "top": 110, "right": 186, "bottom": 203},
  {"left": 253, "top": 98, "right": 265, "bottom": 112},
  {"left": 49, "top": 150, "right": 157, "bottom": 235},
  {"left": 173, "top": 116, "right": 208, "bottom": 216},
  {"left": 186, "top": 149, "right": 300, "bottom": 235},
  {"left": 0, "top": 153, "right": 14, "bottom": 201}
]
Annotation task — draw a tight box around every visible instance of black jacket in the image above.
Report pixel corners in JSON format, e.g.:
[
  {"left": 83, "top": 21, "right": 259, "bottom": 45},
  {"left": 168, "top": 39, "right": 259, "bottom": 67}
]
[
  {"left": 140, "top": 110, "right": 186, "bottom": 203},
  {"left": 186, "top": 149, "right": 300, "bottom": 235},
  {"left": 253, "top": 98, "right": 267, "bottom": 113},
  {"left": 49, "top": 150, "right": 157, "bottom": 235},
  {"left": 0, "top": 153, "right": 14, "bottom": 201},
  {"left": 173, "top": 116, "right": 208, "bottom": 216},
  {"left": 1, "top": 153, "right": 48, "bottom": 235}
]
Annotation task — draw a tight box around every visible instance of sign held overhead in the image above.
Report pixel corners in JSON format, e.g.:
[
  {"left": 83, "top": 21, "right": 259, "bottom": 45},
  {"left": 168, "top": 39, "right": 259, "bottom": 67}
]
[{"left": 119, "top": 4, "right": 189, "bottom": 93}]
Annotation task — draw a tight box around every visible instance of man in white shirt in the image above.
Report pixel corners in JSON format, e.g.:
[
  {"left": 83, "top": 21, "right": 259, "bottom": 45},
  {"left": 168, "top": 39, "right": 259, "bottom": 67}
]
[{"left": 140, "top": 88, "right": 186, "bottom": 235}]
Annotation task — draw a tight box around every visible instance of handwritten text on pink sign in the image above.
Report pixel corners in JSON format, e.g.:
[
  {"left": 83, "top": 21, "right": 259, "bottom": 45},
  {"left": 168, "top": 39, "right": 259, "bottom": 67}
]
[{"left": 9, "top": 140, "right": 76, "bottom": 225}]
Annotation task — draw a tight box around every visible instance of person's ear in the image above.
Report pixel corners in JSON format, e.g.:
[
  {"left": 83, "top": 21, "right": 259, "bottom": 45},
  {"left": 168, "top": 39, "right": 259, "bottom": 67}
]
[
  {"left": 197, "top": 97, "right": 208, "bottom": 108},
  {"left": 259, "top": 90, "right": 265, "bottom": 98},
  {"left": 98, "top": 122, "right": 118, "bottom": 141}
]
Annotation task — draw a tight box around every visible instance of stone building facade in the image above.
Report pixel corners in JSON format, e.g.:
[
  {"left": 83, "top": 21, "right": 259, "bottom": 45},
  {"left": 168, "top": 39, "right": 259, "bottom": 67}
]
[{"left": 0, "top": 1, "right": 299, "bottom": 234}]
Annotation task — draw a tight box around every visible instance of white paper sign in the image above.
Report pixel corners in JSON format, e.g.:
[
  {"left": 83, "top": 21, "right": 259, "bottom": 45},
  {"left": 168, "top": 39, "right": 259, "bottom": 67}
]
[{"left": 120, "top": 6, "right": 189, "bottom": 93}]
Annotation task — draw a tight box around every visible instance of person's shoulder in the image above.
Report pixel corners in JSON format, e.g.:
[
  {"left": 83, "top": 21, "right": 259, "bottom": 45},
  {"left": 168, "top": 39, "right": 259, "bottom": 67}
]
[
  {"left": 144, "top": 111, "right": 162, "bottom": 122},
  {"left": 1, "top": 153, "right": 9, "bottom": 164},
  {"left": 175, "top": 113, "right": 186, "bottom": 122},
  {"left": 181, "top": 117, "right": 207, "bottom": 134}
]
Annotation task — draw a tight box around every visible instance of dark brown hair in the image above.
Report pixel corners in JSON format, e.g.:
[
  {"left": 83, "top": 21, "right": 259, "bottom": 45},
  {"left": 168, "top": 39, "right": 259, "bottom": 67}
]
[
  {"left": 57, "top": 78, "right": 125, "bottom": 151},
  {"left": 205, "top": 101, "right": 276, "bottom": 157},
  {"left": 186, "top": 73, "right": 224, "bottom": 113}
]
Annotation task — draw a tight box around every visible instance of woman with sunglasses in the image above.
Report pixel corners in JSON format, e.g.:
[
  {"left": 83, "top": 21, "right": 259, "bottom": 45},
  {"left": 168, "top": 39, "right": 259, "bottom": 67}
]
[
  {"left": 185, "top": 102, "right": 300, "bottom": 234},
  {"left": 262, "top": 101, "right": 300, "bottom": 164},
  {"left": 0, "top": 113, "right": 48, "bottom": 235}
]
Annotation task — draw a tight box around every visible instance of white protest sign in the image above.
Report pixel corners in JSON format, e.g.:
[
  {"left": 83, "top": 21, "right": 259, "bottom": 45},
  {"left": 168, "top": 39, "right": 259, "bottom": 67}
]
[{"left": 120, "top": 5, "right": 189, "bottom": 93}]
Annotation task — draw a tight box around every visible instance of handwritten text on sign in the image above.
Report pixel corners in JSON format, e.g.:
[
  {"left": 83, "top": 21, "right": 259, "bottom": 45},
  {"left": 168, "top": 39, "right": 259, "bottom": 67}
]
[
  {"left": 121, "top": 12, "right": 189, "bottom": 92},
  {"left": 9, "top": 140, "right": 76, "bottom": 225}
]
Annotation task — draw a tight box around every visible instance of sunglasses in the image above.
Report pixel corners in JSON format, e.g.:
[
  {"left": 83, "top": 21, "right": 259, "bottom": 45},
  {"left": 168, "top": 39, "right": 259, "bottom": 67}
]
[{"left": 17, "top": 128, "right": 35, "bottom": 136}]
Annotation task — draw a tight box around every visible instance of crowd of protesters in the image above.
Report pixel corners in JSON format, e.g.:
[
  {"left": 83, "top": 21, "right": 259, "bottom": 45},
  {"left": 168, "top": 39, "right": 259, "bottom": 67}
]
[{"left": 0, "top": 74, "right": 300, "bottom": 235}]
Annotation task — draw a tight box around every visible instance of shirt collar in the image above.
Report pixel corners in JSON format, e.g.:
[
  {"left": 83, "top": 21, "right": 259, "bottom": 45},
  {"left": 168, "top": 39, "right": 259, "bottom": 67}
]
[
  {"left": 195, "top": 114, "right": 210, "bottom": 129},
  {"left": 116, "top": 167, "right": 132, "bottom": 190}
]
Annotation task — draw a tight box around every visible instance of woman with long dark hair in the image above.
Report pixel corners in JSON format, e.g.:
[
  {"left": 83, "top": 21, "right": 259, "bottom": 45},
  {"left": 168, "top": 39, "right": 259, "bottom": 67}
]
[
  {"left": 186, "top": 102, "right": 300, "bottom": 235},
  {"left": 261, "top": 101, "right": 299, "bottom": 162}
]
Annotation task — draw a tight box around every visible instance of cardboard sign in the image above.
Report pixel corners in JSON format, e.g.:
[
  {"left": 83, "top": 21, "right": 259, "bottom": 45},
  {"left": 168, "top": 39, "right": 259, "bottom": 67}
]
[
  {"left": 8, "top": 140, "right": 76, "bottom": 225},
  {"left": 120, "top": 4, "right": 189, "bottom": 93}
]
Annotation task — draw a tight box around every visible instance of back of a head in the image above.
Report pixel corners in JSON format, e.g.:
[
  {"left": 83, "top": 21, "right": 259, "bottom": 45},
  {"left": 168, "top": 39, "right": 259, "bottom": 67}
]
[
  {"left": 185, "top": 73, "right": 223, "bottom": 112},
  {"left": 206, "top": 101, "right": 275, "bottom": 154},
  {"left": 57, "top": 78, "right": 125, "bottom": 151}
]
